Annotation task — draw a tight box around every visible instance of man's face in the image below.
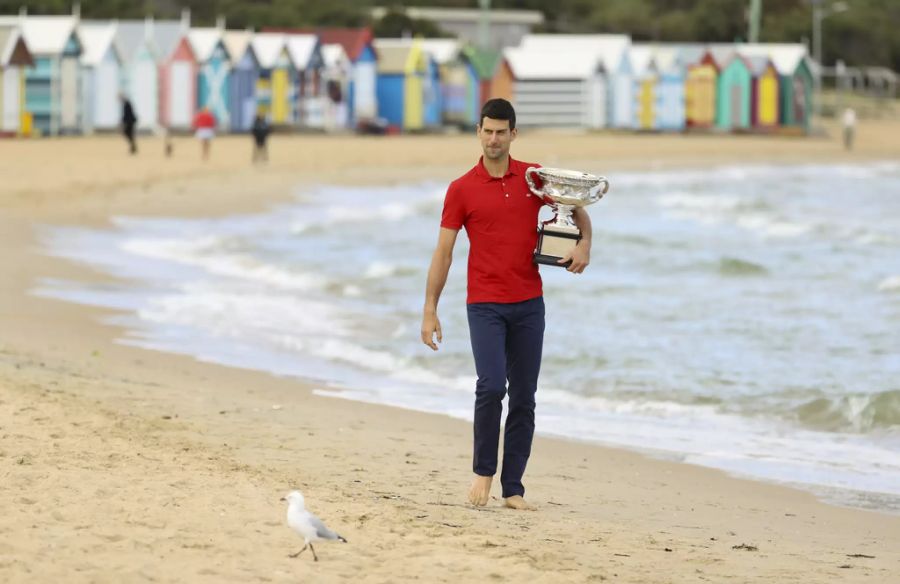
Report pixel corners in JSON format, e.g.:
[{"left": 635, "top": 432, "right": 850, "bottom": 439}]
[{"left": 477, "top": 117, "right": 516, "bottom": 161}]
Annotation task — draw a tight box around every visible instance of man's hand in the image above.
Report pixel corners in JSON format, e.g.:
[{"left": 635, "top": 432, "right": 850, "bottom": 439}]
[
  {"left": 421, "top": 312, "right": 443, "bottom": 351},
  {"left": 558, "top": 241, "right": 590, "bottom": 274}
]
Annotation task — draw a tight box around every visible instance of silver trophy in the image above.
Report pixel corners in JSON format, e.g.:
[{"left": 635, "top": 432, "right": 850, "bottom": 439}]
[{"left": 525, "top": 167, "right": 609, "bottom": 267}]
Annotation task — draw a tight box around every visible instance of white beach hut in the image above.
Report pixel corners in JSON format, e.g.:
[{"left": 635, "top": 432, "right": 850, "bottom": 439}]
[
  {"left": 286, "top": 34, "right": 324, "bottom": 128},
  {"left": 113, "top": 19, "right": 166, "bottom": 132},
  {"left": 503, "top": 44, "right": 606, "bottom": 129},
  {"left": 0, "top": 24, "right": 33, "bottom": 136},
  {"left": 0, "top": 15, "right": 84, "bottom": 136},
  {"left": 78, "top": 22, "right": 122, "bottom": 132},
  {"left": 518, "top": 34, "right": 634, "bottom": 129},
  {"left": 321, "top": 43, "right": 351, "bottom": 130}
]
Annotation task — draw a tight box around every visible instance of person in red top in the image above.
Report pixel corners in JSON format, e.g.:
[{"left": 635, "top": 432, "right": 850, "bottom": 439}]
[
  {"left": 193, "top": 107, "right": 217, "bottom": 161},
  {"left": 421, "top": 99, "right": 593, "bottom": 510}
]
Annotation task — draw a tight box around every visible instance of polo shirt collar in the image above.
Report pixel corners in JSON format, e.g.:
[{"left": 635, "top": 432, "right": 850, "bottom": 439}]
[{"left": 475, "top": 155, "right": 520, "bottom": 182}]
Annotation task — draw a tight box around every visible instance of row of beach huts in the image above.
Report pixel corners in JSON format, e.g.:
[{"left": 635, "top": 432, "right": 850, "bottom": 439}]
[{"left": 0, "top": 11, "right": 815, "bottom": 138}]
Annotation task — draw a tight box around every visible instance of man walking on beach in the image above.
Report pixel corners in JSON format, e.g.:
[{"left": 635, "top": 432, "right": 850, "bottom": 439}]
[
  {"left": 120, "top": 94, "right": 138, "bottom": 155},
  {"left": 421, "top": 99, "right": 593, "bottom": 510}
]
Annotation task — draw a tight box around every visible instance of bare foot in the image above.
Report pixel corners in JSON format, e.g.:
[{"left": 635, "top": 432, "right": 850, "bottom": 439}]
[
  {"left": 504, "top": 495, "right": 535, "bottom": 511},
  {"left": 468, "top": 475, "right": 493, "bottom": 506}
]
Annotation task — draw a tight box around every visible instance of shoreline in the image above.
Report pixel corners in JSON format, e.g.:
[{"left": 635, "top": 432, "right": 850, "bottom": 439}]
[{"left": 2, "top": 131, "right": 899, "bottom": 582}]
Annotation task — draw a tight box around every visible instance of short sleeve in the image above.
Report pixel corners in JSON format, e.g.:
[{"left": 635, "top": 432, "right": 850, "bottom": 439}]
[{"left": 440, "top": 181, "right": 465, "bottom": 230}]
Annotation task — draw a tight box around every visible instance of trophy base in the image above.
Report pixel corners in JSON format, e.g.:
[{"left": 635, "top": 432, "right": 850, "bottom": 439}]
[{"left": 533, "top": 224, "right": 582, "bottom": 267}]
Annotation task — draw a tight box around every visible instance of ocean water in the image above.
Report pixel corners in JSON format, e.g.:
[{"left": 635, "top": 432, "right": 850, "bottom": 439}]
[{"left": 34, "top": 162, "right": 900, "bottom": 512}]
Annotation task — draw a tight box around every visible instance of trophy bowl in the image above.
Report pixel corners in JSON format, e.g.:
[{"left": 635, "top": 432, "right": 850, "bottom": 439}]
[{"left": 525, "top": 167, "right": 609, "bottom": 267}]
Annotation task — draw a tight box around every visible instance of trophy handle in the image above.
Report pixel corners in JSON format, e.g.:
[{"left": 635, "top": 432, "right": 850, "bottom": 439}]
[
  {"left": 525, "top": 167, "right": 544, "bottom": 197},
  {"left": 588, "top": 177, "right": 610, "bottom": 203}
]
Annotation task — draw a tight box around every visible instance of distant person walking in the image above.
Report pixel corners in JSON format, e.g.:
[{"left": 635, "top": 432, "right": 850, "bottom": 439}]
[
  {"left": 120, "top": 95, "right": 138, "bottom": 155},
  {"left": 251, "top": 113, "right": 271, "bottom": 164},
  {"left": 193, "top": 107, "right": 217, "bottom": 161},
  {"left": 842, "top": 107, "right": 857, "bottom": 151}
]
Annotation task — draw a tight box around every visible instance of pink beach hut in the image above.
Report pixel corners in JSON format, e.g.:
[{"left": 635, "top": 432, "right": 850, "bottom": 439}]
[{"left": 158, "top": 15, "right": 196, "bottom": 131}]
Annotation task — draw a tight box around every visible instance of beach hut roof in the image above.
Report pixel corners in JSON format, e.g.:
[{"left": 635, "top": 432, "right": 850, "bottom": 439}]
[
  {"left": 462, "top": 45, "right": 502, "bottom": 79},
  {"left": 150, "top": 21, "right": 186, "bottom": 61},
  {"left": 266, "top": 27, "right": 374, "bottom": 62},
  {"left": 0, "top": 15, "right": 77, "bottom": 55},
  {"left": 108, "top": 21, "right": 149, "bottom": 61},
  {"left": 745, "top": 55, "right": 774, "bottom": 76},
  {"left": 223, "top": 30, "right": 253, "bottom": 65},
  {"left": 78, "top": 22, "right": 120, "bottom": 66},
  {"left": 503, "top": 45, "right": 599, "bottom": 80},
  {"left": 322, "top": 43, "right": 350, "bottom": 69},
  {"left": 736, "top": 43, "right": 809, "bottom": 75},
  {"left": 110, "top": 19, "right": 185, "bottom": 61},
  {"left": 419, "top": 38, "right": 461, "bottom": 64},
  {"left": 251, "top": 33, "right": 289, "bottom": 69},
  {"left": 518, "top": 34, "right": 630, "bottom": 73},
  {"left": 286, "top": 34, "right": 318, "bottom": 69},
  {"left": 629, "top": 45, "right": 655, "bottom": 76},
  {"left": 0, "top": 24, "right": 33, "bottom": 66},
  {"left": 188, "top": 27, "right": 227, "bottom": 62},
  {"left": 373, "top": 39, "right": 426, "bottom": 74}
]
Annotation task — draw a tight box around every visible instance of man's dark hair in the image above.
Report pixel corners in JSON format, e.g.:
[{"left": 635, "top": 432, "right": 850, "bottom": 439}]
[{"left": 479, "top": 99, "right": 516, "bottom": 130}]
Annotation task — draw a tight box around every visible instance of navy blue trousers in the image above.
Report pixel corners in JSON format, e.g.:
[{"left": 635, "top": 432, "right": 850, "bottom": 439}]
[{"left": 466, "top": 296, "right": 545, "bottom": 498}]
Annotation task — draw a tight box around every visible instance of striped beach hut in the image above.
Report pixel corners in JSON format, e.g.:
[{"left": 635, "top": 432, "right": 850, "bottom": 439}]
[
  {"left": 189, "top": 27, "right": 231, "bottom": 129},
  {"left": 158, "top": 16, "right": 196, "bottom": 131},
  {"left": 0, "top": 15, "right": 83, "bottom": 136},
  {"left": 251, "top": 33, "right": 295, "bottom": 126},
  {"left": 715, "top": 50, "right": 753, "bottom": 131},
  {"left": 378, "top": 38, "right": 440, "bottom": 129},
  {"left": 373, "top": 39, "right": 429, "bottom": 132},
  {"left": 321, "top": 43, "right": 351, "bottom": 130},
  {"left": 652, "top": 46, "right": 687, "bottom": 131},
  {"left": 287, "top": 34, "right": 324, "bottom": 128},
  {"left": 685, "top": 47, "right": 717, "bottom": 129},
  {"left": 630, "top": 45, "right": 656, "bottom": 130},
  {"left": 78, "top": 22, "right": 122, "bottom": 132},
  {"left": 747, "top": 55, "right": 780, "bottom": 130},
  {"left": 421, "top": 39, "right": 479, "bottom": 128},
  {"left": 503, "top": 44, "right": 606, "bottom": 129},
  {"left": 224, "top": 30, "right": 258, "bottom": 131},
  {"left": 0, "top": 24, "right": 33, "bottom": 136}
]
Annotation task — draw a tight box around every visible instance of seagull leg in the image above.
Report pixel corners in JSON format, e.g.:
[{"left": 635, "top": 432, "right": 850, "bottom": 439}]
[
  {"left": 310, "top": 543, "right": 318, "bottom": 562},
  {"left": 288, "top": 544, "right": 307, "bottom": 558}
]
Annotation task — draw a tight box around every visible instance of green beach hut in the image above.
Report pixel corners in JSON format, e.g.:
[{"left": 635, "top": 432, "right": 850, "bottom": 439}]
[{"left": 715, "top": 49, "right": 752, "bottom": 132}]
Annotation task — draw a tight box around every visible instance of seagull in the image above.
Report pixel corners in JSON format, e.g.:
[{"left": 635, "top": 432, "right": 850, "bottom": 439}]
[{"left": 281, "top": 490, "right": 347, "bottom": 561}]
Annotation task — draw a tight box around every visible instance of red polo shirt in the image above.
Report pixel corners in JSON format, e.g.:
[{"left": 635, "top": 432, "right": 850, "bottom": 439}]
[{"left": 441, "top": 156, "right": 544, "bottom": 304}]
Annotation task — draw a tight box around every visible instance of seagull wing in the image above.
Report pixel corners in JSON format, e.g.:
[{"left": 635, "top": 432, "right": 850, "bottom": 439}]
[{"left": 309, "top": 513, "right": 345, "bottom": 542}]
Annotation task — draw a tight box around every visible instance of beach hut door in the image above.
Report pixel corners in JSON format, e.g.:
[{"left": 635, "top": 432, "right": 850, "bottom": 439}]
[
  {"left": 61, "top": 57, "right": 80, "bottom": 130},
  {"left": 730, "top": 85, "right": 742, "bottom": 128},
  {"left": 793, "top": 77, "right": 805, "bottom": 124},
  {"left": 169, "top": 62, "right": 192, "bottom": 127},
  {"left": 354, "top": 62, "right": 377, "bottom": 119},
  {"left": 2, "top": 68, "right": 19, "bottom": 131}
]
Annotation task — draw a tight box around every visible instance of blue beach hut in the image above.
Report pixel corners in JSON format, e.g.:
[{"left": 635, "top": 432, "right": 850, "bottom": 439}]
[
  {"left": 224, "top": 30, "right": 258, "bottom": 132},
  {"left": 373, "top": 38, "right": 428, "bottom": 132}
]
